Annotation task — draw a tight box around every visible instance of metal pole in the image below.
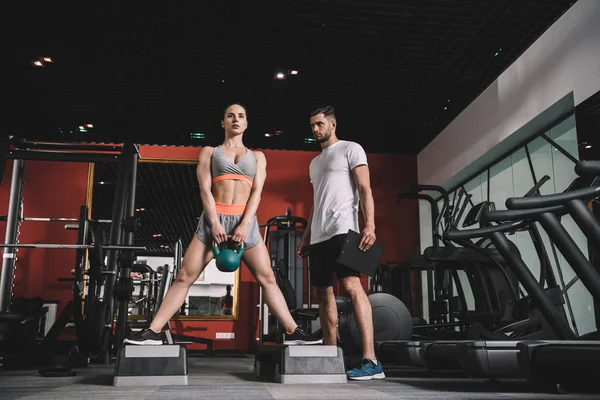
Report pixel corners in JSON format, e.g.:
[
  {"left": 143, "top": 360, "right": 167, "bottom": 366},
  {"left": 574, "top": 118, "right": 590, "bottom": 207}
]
[
  {"left": 566, "top": 199, "right": 600, "bottom": 249},
  {"left": 0, "top": 159, "right": 24, "bottom": 312},
  {"left": 0, "top": 244, "right": 146, "bottom": 250},
  {"left": 116, "top": 145, "right": 139, "bottom": 346},
  {"left": 102, "top": 142, "right": 135, "bottom": 363},
  {"left": 538, "top": 212, "right": 600, "bottom": 302},
  {"left": 73, "top": 205, "right": 89, "bottom": 355},
  {"left": 174, "top": 239, "right": 182, "bottom": 273}
]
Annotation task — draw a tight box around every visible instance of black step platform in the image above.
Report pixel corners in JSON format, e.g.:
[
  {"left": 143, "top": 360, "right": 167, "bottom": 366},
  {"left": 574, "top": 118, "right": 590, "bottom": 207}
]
[
  {"left": 113, "top": 345, "right": 188, "bottom": 386},
  {"left": 254, "top": 345, "right": 347, "bottom": 384}
]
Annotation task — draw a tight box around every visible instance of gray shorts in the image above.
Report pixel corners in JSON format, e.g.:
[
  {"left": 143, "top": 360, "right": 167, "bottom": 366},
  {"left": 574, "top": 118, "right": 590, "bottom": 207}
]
[{"left": 195, "top": 211, "right": 262, "bottom": 249}]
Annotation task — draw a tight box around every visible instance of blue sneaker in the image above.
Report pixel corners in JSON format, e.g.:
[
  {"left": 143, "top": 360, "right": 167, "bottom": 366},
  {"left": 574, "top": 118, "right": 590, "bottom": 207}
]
[{"left": 346, "top": 358, "right": 385, "bottom": 381}]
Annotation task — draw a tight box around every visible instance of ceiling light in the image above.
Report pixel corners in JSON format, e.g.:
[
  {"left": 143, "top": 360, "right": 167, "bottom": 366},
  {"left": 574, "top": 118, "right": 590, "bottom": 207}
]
[
  {"left": 265, "top": 133, "right": 272, "bottom": 137},
  {"left": 32, "top": 60, "right": 43, "bottom": 67},
  {"left": 85, "top": 123, "right": 94, "bottom": 128},
  {"left": 585, "top": 145, "right": 592, "bottom": 149},
  {"left": 42, "top": 57, "right": 53, "bottom": 63},
  {"left": 275, "top": 72, "right": 286, "bottom": 79},
  {"left": 153, "top": 234, "right": 162, "bottom": 238},
  {"left": 290, "top": 70, "right": 298, "bottom": 75}
]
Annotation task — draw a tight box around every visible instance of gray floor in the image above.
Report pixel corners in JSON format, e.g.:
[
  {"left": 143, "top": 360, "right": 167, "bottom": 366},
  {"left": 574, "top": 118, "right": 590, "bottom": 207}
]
[{"left": 0, "top": 355, "right": 598, "bottom": 400}]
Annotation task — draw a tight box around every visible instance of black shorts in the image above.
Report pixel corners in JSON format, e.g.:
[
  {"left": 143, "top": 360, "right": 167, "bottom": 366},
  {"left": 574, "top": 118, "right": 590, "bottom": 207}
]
[{"left": 309, "top": 234, "right": 360, "bottom": 287}]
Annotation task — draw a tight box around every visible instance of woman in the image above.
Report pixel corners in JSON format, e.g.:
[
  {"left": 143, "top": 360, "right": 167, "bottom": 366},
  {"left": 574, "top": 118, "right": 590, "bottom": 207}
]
[{"left": 125, "top": 103, "right": 321, "bottom": 346}]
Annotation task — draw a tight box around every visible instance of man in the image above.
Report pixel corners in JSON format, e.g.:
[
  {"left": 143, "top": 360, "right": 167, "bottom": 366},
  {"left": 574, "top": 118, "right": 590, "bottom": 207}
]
[{"left": 296, "top": 105, "right": 384, "bottom": 380}]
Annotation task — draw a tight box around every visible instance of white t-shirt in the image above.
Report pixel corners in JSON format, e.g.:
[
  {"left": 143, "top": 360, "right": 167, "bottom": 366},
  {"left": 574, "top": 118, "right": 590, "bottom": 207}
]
[{"left": 309, "top": 140, "right": 368, "bottom": 244}]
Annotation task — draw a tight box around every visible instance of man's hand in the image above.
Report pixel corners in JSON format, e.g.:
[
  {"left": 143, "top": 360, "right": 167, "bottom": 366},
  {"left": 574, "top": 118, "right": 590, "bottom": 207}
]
[
  {"left": 231, "top": 220, "right": 250, "bottom": 245},
  {"left": 359, "top": 225, "right": 376, "bottom": 251},
  {"left": 211, "top": 221, "right": 228, "bottom": 244},
  {"left": 296, "top": 236, "right": 310, "bottom": 259}
]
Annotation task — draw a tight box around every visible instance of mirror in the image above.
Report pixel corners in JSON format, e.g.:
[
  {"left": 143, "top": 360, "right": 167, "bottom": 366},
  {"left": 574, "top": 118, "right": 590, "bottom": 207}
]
[{"left": 90, "top": 157, "right": 240, "bottom": 320}]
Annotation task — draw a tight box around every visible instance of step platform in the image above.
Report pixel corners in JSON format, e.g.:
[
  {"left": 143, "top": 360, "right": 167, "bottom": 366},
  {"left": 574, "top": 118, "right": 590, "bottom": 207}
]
[
  {"left": 254, "top": 345, "right": 347, "bottom": 384},
  {"left": 113, "top": 345, "right": 188, "bottom": 386}
]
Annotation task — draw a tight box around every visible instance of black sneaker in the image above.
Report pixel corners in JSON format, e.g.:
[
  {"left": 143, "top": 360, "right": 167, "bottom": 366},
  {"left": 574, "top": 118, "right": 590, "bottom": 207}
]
[
  {"left": 123, "top": 328, "right": 164, "bottom": 345},
  {"left": 283, "top": 327, "right": 323, "bottom": 345}
]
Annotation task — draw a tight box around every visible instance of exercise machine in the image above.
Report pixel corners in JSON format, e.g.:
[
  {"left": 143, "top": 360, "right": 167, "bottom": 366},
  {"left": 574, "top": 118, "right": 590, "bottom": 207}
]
[
  {"left": 258, "top": 208, "right": 320, "bottom": 345},
  {"left": 508, "top": 161, "right": 600, "bottom": 393},
  {"left": 446, "top": 164, "right": 600, "bottom": 387}
]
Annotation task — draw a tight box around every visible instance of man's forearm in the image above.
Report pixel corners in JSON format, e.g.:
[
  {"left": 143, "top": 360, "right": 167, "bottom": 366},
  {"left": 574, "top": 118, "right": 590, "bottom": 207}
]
[
  {"left": 359, "top": 187, "right": 375, "bottom": 228},
  {"left": 302, "top": 206, "right": 314, "bottom": 241}
]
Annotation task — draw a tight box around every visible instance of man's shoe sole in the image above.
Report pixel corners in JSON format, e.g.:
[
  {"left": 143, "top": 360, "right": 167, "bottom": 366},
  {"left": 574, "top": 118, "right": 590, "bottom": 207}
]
[{"left": 348, "top": 372, "right": 386, "bottom": 381}]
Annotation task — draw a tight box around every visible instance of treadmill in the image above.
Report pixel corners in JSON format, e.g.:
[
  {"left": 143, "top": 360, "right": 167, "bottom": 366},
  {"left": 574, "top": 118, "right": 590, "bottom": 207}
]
[
  {"left": 382, "top": 185, "right": 527, "bottom": 368},
  {"left": 449, "top": 160, "right": 600, "bottom": 386},
  {"left": 506, "top": 161, "right": 600, "bottom": 392},
  {"left": 421, "top": 177, "right": 574, "bottom": 373}
]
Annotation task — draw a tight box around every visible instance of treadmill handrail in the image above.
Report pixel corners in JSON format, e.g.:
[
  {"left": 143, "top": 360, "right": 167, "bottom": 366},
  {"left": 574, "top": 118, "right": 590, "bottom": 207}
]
[
  {"left": 445, "top": 220, "right": 528, "bottom": 240},
  {"left": 506, "top": 185, "right": 600, "bottom": 209},
  {"left": 575, "top": 160, "right": 600, "bottom": 178},
  {"left": 410, "top": 184, "right": 449, "bottom": 210},
  {"left": 483, "top": 205, "right": 564, "bottom": 222}
]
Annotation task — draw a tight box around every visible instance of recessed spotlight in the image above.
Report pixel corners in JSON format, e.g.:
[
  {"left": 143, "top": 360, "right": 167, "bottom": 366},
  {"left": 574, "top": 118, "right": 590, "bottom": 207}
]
[
  {"left": 32, "top": 60, "right": 43, "bottom": 67},
  {"left": 290, "top": 70, "right": 298, "bottom": 75},
  {"left": 85, "top": 123, "right": 94, "bottom": 128},
  {"left": 265, "top": 133, "right": 272, "bottom": 137},
  {"left": 153, "top": 234, "right": 162, "bottom": 238},
  {"left": 42, "top": 57, "right": 53, "bottom": 63},
  {"left": 275, "top": 72, "right": 286, "bottom": 79}
]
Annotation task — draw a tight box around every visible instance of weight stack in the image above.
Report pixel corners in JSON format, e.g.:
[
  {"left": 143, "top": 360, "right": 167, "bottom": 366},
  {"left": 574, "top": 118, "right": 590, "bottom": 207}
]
[
  {"left": 113, "top": 345, "right": 188, "bottom": 386},
  {"left": 254, "top": 345, "right": 347, "bottom": 384}
]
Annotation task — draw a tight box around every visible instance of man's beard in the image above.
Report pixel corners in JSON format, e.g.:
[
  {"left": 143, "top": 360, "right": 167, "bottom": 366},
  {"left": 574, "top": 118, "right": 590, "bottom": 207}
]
[{"left": 317, "top": 130, "right": 331, "bottom": 143}]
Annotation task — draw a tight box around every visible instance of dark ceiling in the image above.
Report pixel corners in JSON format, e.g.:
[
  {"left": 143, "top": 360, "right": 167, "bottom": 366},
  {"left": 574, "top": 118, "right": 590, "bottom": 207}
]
[{"left": 13, "top": 0, "right": 579, "bottom": 154}]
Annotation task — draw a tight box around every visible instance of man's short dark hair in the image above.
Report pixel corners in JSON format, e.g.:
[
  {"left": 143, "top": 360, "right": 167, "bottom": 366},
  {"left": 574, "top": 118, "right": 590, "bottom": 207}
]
[{"left": 310, "top": 105, "right": 335, "bottom": 119}]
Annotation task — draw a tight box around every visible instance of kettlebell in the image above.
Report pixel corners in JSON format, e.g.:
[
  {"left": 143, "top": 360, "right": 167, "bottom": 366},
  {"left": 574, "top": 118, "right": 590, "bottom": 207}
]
[{"left": 213, "top": 239, "right": 244, "bottom": 273}]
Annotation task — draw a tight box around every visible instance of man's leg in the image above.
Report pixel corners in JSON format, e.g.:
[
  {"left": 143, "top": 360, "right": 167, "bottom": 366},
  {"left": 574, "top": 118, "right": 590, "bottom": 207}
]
[
  {"left": 309, "top": 238, "right": 338, "bottom": 345},
  {"left": 315, "top": 286, "right": 338, "bottom": 345},
  {"left": 339, "top": 275, "right": 384, "bottom": 380},
  {"left": 339, "top": 276, "right": 375, "bottom": 361}
]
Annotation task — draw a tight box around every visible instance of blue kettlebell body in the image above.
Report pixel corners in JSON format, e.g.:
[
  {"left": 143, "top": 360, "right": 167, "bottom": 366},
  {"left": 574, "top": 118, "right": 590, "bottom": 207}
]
[{"left": 213, "top": 243, "right": 244, "bottom": 273}]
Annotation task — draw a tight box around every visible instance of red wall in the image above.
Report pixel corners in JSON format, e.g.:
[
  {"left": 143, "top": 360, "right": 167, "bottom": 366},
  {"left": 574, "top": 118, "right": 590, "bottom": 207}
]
[
  {"left": 0, "top": 145, "right": 419, "bottom": 352},
  {"left": 0, "top": 161, "right": 89, "bottom": 317}
]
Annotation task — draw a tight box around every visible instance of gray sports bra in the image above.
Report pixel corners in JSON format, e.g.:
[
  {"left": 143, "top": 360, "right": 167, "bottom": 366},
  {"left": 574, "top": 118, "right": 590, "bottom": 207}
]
[{"left": 211, "top": 146, "right": 256, "bottom": 186}]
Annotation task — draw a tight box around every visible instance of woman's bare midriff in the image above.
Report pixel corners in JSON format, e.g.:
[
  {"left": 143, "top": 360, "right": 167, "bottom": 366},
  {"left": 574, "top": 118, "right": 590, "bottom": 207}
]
[{"left": 211, "top": 180, "right": 252, "bottom": 205}]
